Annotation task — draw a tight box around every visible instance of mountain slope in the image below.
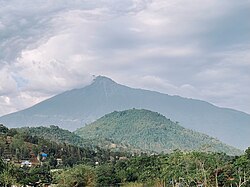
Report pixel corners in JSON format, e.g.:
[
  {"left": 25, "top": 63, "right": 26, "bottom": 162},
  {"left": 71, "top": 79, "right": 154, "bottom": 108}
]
[
  {"left": 17, "top": 125, "right": 89, "bottom": 147},
  {"left": 0, "top": 76, "right": 250, "bottom": 149},
  {"left": 75, "top": 109, "right": 241, "bottom": 155},
  {"left": 0, "top": 124, "right": 125, "bottom": 166},
  {"left": 17, "top": 125, "right": 145, "bottom": 153}
]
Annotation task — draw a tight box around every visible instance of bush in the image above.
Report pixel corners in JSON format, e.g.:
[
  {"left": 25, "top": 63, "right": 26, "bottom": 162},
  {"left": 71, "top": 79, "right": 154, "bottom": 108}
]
[{"left": 54, "top": 164, "right": 96, "bottom": 187}]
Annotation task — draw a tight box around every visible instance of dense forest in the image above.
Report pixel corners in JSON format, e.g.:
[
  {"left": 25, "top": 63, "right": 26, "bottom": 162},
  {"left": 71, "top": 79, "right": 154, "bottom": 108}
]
[
  {"left": 0, "top": 124, "right": 131, "bottom": 186},
  {"left": 1, "top": 124, "right": 250, "bottom": 186},
  {"left": 18, "top": 125, "right": 145, "bottom": 153},
  {"left": 76, "top": 109, "right": 241, "bottom": 155}
]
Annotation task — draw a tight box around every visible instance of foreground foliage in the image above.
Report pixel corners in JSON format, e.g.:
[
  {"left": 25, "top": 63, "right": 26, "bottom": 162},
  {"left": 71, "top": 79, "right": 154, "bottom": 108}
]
[
  {"left": 1, "top": 124, "right": 249, "bottom": 186},
  {"left": 54, "top": 164, "right": 96, "bottom": 187},
  {"left": 53, "top": 150, "right": 250, "bottom": 187},
  {"left": 1, "top": 147, "right": 250, "bottom": 186}
]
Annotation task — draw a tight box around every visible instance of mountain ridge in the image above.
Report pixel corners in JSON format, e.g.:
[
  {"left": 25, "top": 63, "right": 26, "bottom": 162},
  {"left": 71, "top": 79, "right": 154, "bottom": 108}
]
[{"left": 0, "top": 76, "right": 250, "bottom": 149}]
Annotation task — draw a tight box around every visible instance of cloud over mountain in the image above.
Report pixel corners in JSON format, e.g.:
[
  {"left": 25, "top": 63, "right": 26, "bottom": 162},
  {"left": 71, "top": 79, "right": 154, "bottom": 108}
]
[{"left": 0, "top": 0, "right": 250, "bottom": 116}]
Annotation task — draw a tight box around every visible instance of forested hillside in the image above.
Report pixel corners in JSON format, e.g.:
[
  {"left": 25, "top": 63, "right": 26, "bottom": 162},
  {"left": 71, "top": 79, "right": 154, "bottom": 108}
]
[
  {"left": 18, "top": 125, "right": 146, "bottom": 153},
  {"left": 18, "top": 125, "right": 89, "bottom": 147},
  {"left": 0, "top": 124, "right": 129, "bottom": 186},
  {"left": 0, "top": 124, "right": 129, "bottom": 167},
  {"left": 76, "top": 109, "right": 242, "bottom": 155}
]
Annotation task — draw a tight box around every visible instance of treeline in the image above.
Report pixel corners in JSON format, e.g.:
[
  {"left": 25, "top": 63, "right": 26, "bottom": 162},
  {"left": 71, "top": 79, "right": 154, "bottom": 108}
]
[
  {"left": 1, "top": 124, "right": 250, "bottom": 186},
  {"left": 52, "top": 149, "right": 250, "bottom": 187},
  {"left": 17, "top": 125, "right": 145, "bottom": 154},
  {"left": 3, "top": 150, "right": 249, "bottom": 186},
  {"left": 18, "top": 125, "right": 89, "bottom": 147},
  {"left": 0, "top": 124, "right": 130, "bottom": 166}
]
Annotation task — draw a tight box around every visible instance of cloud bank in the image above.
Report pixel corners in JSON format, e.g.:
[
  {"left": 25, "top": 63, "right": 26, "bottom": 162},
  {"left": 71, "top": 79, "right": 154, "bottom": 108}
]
[{"left": 0, "top": 0, "right": 250, "bottom": 116}]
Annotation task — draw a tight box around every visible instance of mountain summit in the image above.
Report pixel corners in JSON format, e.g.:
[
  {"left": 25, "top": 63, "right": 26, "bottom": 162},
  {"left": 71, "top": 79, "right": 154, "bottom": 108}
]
[
  {"left": 0, "top": 76, "right": 250, "bottom": 149},
  {"left": 92, "top": 75, "right": 117, "bottom": 85}
]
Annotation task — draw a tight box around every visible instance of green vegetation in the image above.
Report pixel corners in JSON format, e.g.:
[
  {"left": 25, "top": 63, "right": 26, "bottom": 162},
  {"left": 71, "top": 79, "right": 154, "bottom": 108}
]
[
  {"left": 18, "top": 125, "right": 145, "bottom": 153},
  {"left": 0, "top": 124, "right": 130, "bottom": 186},
  {"left": 1, "top": 124, "right": 250, "bottom": 186},
  {"left": 18, "top": 125, "right": 90, "bottom": 147},
  {"left": 2, "top": 149, "right": 248, "bottom": 187},
  {"left": 76, "top": 109, "right": 242, "bottom": 155},
  {"left": 44, "top": 148, "right": 250, "bottom": 186},
  {"left": 54, "top": 164, "right": 96, "bottom": 186}
]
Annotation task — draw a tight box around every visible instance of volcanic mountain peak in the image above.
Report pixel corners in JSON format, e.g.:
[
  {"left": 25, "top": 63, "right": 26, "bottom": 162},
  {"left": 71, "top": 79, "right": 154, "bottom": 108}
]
[
  {"left": 94, "top": 75, "right": 116, "bottom": 82},
  {"left": 91, "top": 75, "right": 117, "bottom": 86},
  {"left": 1, "top": 76, "right": 250, "bottom": 149}
]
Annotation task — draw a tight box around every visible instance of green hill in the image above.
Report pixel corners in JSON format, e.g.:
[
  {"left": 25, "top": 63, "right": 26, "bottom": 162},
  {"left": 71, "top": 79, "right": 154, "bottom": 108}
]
[
  {"left": 18, "top": 125, "right": 145, "bottom": 153},
  {"left": 76, "top": 109, "right": 242, "bottom": 155},
  {"left": 18, "top": 125, "right": 89, "bottom": 147},
  {"left": 0, "top": 124, "right": 122, "bottom": 166}
]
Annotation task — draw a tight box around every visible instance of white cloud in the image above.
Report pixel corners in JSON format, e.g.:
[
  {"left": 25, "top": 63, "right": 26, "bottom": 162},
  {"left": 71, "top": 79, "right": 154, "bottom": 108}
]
[
  {"left": 0, "top": 65, "right": 17, "bottom": 96},
  {"left": 0, "top": 0, "right": 250, "bottom": 116}
]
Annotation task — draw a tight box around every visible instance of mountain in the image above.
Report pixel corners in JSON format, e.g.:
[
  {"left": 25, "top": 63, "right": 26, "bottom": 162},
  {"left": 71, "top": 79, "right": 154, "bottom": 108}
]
[
  {"left": 0, "top": 76, "right": 250, "bottom": 149},
  {"left": 75, "top": 109, "right": 241, "bottom": 155},
  {"left": 17, "top": 125, "right": 90, "bottom": 147},
  {"left": 18, "top": 125, "right": 145, "bottom": 153}
]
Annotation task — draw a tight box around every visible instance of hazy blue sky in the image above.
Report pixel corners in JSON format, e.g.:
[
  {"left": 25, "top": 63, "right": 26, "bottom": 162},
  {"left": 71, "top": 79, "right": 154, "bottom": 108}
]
[{"left": 0, "top": 0, "right": 250, "bottom": 116}]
